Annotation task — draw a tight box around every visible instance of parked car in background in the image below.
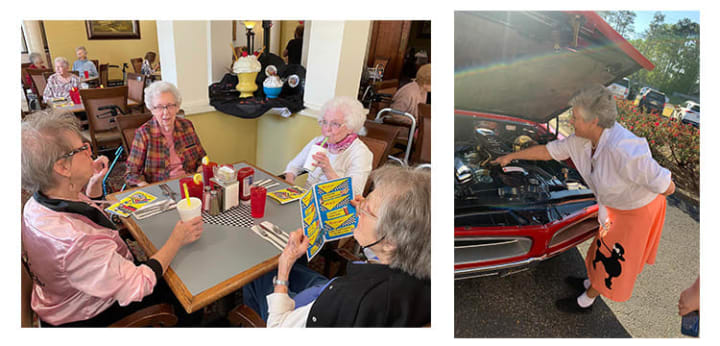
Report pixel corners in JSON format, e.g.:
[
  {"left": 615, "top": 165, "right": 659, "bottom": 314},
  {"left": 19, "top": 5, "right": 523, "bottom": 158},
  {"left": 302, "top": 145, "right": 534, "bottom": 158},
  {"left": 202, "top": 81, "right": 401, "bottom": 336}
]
[
  {"left": 634, "top": 88, "right": 667, "bottom": 114},
  {"left": 607, "top": 77, "right": 630, "bottom": 99},
  {"left": 673, "top": 100, "right": 700, "bottom": 126},
  {"left": 455, "top": 11, "right": 654, "bottom": 279}
]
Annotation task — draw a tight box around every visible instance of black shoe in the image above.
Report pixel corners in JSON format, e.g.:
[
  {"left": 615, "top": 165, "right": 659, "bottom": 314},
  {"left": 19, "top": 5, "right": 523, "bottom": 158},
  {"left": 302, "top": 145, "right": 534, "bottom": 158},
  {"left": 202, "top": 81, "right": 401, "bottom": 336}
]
[
  {"left": 564, "top": 276, "right": 588, "bottom": 293},
  {"left": 555, "top": 296, "right": 592, "bottom": 314}
]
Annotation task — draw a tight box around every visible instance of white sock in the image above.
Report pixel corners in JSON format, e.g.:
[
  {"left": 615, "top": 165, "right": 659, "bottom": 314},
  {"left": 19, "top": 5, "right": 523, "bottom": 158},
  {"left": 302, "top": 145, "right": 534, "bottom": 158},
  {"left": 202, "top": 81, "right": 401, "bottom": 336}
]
[
  {"left": 584, "top": 279, "right": 591, "bottom": 290},
  {"left": 577, "top": 291, "right": 596, "bottom": 308}
]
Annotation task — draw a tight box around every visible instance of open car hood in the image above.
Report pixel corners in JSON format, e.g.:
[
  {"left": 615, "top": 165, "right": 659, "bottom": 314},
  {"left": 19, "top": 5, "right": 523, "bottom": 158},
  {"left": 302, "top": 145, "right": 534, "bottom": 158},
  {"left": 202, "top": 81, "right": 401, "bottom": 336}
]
[{"left": 455, "top": 11, "right": 654, "bottom": 123}]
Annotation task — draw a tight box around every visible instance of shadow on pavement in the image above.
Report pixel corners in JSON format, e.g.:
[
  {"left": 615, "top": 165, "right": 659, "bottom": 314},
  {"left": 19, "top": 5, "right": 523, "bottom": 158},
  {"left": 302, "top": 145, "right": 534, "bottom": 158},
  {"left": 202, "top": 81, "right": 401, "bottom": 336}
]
[
  {"left": 455, "top": 248, "right": 631, "bottom": 338},
  {"left": 667, "top": 193, "right": 699, "bottom": 222}
]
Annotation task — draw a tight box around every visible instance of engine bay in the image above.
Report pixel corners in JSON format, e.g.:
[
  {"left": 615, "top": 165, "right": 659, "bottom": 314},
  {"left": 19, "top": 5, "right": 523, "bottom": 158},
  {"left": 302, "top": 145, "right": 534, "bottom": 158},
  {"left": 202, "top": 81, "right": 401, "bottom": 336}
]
[{"left": 455, "top": 116, "right": 590, "bottom": 206}]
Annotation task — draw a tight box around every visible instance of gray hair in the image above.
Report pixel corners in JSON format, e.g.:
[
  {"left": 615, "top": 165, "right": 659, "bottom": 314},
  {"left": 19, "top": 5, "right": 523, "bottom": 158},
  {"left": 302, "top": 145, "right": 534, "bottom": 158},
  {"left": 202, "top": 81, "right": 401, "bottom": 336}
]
[
  {"left": 75, "top": 46, "right": 87, "bottom": 53},
  {"left": 568, "top": 84, "right": 618, "bottom": 129},
  {"left": 144, "top": 81, "right": 183, "bottom": 109},
  {"left": 21, "top": 110, "right": 83, "bottom": 193},
  {"left": 371, "top": 164, "right": 431, "bottom": 280},
  {"left": 53, "top": 56, "right": 69, "bottom": 68},
  {"left": 28, "top": 52, "right": 43, "bottom": 65},
  {"left": 319, "top": 96, "right": 366, "bottom": 133}
]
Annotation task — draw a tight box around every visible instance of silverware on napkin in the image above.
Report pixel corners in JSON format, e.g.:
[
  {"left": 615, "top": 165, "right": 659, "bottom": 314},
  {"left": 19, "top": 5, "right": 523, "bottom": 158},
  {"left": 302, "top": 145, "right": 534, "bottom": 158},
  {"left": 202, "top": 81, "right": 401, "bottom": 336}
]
[{"left": 251, "top": 225, "right": 285, "bottom": 251}]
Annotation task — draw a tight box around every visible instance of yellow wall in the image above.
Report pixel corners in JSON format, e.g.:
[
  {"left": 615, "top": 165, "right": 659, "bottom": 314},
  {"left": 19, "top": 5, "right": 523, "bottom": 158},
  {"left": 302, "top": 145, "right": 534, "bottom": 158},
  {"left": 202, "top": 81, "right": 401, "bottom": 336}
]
[
  {"left": 43, "top": 21, "right": 159, "bottom": 80},
  {"left": 256, "top": 113, "right": 320, "bottom": 184},
  {"left": 186, "top": 111, "right": 258, "bottom": 166}
]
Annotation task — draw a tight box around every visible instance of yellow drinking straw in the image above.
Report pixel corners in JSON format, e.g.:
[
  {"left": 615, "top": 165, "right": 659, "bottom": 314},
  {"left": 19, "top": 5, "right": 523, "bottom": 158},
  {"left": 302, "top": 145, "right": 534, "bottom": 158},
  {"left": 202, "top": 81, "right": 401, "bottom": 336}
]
[
  {"left": 230, "top": 44, "right": 238, "bottom": 61},
  {"left": 183, "top": 183, "right": 191, "bottom": 207}
]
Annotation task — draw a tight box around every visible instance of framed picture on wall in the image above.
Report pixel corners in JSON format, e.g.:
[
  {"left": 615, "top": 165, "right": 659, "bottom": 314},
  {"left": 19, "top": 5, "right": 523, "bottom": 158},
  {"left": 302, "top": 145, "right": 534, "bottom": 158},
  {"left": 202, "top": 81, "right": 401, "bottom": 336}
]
[{"left": 85, "top": 20, "right": 141, "bottom": 40}]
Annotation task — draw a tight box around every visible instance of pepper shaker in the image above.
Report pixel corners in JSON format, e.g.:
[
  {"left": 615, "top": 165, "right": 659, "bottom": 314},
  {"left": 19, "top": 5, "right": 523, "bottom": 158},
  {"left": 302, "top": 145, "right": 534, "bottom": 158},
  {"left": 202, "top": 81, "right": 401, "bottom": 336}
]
[{"left": 209, "top": 190, "right": 221, "bottom": 216}]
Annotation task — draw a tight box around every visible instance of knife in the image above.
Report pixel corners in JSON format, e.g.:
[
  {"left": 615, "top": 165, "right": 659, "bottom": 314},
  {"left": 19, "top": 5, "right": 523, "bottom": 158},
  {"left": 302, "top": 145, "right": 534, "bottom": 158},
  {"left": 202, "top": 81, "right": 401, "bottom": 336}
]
[
  {"left": 251, "top": 225, "right": 284, "bottom": 251},
  {"left": 259, "top": 222, "right": 288, "bottom": 246},
  {"left": 262, "top": 221, "right": 290, "bottom": 241}
]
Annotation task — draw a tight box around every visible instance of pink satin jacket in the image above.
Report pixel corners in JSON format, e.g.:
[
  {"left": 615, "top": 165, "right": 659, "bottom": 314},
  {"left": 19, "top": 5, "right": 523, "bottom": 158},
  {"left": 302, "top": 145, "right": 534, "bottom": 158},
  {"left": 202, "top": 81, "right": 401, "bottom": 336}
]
[{"left": 21, "top": 194, "right": 157, "bottom": 326}]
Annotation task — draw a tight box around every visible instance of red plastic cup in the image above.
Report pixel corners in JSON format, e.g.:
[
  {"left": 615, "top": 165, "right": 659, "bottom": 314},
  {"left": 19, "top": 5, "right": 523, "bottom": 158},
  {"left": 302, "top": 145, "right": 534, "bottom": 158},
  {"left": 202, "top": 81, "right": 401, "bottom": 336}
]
[
  {"left": 179, "top": 177, "right": 203, "bottom": 200},
  {"left": 69, "top": 89, "right": 81, "bottom": 104},
  {"left": 250, "top": 186, "right": 267, "bottom": 218},
  {"left": 202, "top": 162, "right": 217, "bottom": 186},
  {"left": 84, "top": 70, "right": 89, "bottom": 79}
]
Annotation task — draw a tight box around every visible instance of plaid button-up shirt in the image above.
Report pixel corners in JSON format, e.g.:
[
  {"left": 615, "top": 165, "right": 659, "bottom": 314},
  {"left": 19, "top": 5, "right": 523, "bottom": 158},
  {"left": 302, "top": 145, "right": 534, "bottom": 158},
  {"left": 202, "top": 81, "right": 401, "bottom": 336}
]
[{"left": 125, "top": 117, "right": 206, "bottom": 186}]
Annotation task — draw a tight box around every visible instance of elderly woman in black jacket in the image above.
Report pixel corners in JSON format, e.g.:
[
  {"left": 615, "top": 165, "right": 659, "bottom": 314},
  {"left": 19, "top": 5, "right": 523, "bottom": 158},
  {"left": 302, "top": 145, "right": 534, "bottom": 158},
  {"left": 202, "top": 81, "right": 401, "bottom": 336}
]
[{"left": 242, "top": 165, "right": 431, "bottom": 327}]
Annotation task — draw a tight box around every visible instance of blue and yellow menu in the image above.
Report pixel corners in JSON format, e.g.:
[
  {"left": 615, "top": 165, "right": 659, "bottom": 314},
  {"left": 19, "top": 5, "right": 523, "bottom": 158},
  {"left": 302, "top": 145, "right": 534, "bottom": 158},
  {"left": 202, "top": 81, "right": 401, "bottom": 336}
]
[{"left": 300, "top": 177, "right": 358, "bottom": 260}]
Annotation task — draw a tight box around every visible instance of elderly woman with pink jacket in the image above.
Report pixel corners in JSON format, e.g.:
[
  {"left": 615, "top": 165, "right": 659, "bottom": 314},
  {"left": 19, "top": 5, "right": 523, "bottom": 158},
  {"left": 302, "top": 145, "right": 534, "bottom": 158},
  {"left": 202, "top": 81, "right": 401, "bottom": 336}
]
[{"left": 21, "top": 110, "right": 203, "bottom": 326}]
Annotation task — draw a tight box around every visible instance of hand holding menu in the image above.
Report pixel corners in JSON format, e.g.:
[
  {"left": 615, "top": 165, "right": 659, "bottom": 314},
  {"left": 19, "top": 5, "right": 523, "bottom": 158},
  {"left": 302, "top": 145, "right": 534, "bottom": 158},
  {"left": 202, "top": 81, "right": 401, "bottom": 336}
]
[{"left": 300, "top": 177, "right": 358, "bottom": 260}]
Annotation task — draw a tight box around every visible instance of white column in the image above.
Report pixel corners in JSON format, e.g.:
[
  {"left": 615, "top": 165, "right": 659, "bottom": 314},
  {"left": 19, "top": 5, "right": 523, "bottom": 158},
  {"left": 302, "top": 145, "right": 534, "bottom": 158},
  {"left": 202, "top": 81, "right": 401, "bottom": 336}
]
[
  {"left": 156, "top": 21, "right": 214, "bottom": 115},
  {"left": 23, "top": 21, "right": 47, "bottom": 66},
  {"left": 303, "top": 21, "right": 370, "bottom": 112}
]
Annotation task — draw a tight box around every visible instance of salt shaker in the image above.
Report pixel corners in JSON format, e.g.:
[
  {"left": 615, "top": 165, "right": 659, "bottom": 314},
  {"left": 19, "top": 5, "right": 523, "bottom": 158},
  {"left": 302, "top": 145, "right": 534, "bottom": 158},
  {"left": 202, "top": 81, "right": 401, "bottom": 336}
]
[{"left": 202, "top": 186, "right": 212, "bottom": 212}]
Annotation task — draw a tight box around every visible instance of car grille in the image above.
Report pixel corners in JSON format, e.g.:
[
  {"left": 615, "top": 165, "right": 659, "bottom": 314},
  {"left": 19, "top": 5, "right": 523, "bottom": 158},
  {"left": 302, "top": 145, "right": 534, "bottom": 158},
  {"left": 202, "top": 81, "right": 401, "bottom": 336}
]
[{"left": 455, "top": 237, "right": 532, "bottom": 265}]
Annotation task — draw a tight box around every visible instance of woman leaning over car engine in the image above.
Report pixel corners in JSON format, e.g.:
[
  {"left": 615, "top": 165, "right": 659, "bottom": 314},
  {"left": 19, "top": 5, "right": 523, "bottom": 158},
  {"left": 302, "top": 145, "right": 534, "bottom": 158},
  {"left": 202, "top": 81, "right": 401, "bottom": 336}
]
[{"left": 492, "top": 84, "right": 675, "bottom": 313}]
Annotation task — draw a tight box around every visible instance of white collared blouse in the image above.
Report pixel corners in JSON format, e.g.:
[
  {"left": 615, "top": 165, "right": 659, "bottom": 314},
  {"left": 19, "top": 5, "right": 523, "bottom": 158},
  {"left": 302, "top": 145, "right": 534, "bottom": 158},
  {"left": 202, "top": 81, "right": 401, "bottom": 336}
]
[{"left": 546, "top": 122, "right": 672, "bottom": 224}]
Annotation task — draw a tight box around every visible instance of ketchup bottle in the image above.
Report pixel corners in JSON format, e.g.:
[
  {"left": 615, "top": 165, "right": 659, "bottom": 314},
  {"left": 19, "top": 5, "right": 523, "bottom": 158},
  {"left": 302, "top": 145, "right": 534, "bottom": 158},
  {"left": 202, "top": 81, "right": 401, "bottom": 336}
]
[{"left": 237, "top": 167, "right": 255, "bottom": 201}]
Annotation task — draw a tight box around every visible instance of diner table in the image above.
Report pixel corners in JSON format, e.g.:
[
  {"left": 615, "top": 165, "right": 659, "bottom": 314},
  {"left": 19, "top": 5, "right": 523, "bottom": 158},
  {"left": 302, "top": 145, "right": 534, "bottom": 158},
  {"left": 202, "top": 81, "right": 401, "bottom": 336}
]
[
  {"left": 50, "top": 98, "right": 139, "bottom": 114},
  {"left": 108, "top": 161, "right": 300, "bottom": 313}
]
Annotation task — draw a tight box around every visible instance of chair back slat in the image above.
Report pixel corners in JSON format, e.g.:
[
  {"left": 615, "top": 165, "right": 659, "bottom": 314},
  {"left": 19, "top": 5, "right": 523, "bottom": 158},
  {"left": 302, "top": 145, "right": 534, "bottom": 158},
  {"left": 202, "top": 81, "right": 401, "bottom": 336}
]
[
  {"left": 27, "top": 68, "right": 53, "bottom": 98},
  {"left": 359, "top": 136, "right": 388, "bottom": 170},
  {"left": 116, "top": 112, "right": 152, "bottom": 154},
  {"left": 130, "top": 58, "right": 143, "bottom": 74},
  {"left": 126, "top": 72, "right": 146, "bottom": 107}
]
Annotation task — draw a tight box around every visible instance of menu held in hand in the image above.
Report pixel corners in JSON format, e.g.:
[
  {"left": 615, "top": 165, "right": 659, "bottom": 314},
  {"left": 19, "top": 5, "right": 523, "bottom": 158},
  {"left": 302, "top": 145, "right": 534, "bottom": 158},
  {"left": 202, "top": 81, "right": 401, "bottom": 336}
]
[{"left": 300, "top": 177, "right": 358, "bottom": 260}]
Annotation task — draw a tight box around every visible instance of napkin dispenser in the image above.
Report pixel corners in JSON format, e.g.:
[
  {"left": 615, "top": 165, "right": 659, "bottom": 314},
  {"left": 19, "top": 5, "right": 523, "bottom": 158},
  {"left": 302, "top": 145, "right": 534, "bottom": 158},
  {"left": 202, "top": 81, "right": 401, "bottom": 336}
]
[{"left": 210, "top": 177, "right": 239, "bottom": 211}]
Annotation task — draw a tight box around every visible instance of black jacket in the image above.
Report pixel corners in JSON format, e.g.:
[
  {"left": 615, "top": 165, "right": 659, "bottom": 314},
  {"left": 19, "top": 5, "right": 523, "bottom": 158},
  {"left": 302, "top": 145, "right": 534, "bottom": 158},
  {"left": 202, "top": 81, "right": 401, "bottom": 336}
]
[{"left": 307, "top": 262, "right": 430, "bottom": 327}]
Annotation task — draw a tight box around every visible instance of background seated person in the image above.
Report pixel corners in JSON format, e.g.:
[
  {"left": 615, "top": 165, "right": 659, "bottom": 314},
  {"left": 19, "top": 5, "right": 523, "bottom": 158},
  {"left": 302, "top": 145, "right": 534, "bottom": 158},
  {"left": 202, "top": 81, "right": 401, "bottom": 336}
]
[
  {"left": 43, "top": 57, "right": 81, "bottom": 104},
  {"left": 142, "top": 51, "right": 160, "bottom": 75},
  {"left": 284, "top": 96, "right": 372, "bottom": 197},
  {"left": 72, "top": 46, "right": 98, "bottom": 78},
  {"left": 21, "top": 110, "right": 203, "bottom": 326},
  {"left": 390, "top": 63, "right": 431, "bottom": 120},
  {"left": 125, "top": 81, "right": 206, "bottom": 186},
  {"left": 283, "top": 24, "right": 304, "bottom": 65},
  {"left": 243, "top": 165, "right": 431, "bottom": 327}
]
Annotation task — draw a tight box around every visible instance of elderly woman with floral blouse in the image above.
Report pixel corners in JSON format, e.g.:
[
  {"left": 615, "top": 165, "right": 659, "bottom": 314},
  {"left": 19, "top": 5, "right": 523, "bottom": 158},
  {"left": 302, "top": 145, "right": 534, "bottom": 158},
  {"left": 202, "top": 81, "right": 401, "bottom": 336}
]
[
  {"left": 125, "top": 81, "right": 207, "bottom": 186},
  {"left": 43, "top": 57, "right": 81, "bottom": 104}
]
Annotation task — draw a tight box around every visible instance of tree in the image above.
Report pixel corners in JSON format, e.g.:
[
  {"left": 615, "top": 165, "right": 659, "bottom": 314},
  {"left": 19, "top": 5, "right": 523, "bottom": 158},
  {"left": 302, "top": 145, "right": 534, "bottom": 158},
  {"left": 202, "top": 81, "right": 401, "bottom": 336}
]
[
  {"left": 629, "top": 12, "right": 699, "bottom": 98},
  {"left": 599, "top": 11, "right": 636, "bottom": 39}
]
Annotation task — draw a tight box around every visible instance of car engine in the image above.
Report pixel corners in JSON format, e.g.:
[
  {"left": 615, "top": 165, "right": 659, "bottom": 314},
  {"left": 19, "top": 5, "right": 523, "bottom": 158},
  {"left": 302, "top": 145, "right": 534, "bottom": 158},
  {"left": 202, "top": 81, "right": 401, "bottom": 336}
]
[{"left": 455, "top": 118, "right": 588, "bottom": 205}]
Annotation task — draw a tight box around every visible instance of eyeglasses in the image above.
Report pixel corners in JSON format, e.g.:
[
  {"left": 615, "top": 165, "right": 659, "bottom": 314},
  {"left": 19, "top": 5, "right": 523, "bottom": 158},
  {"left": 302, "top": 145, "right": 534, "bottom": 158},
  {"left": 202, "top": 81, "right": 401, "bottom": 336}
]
[
  {"left": 152, "top": 104, "right": 178, "bottom": 113},
  {"left": 357, "top": 197, "right": 377, "bottom": 220},
  {"left": 318, "top": 119, "right": 344, "bottom": 129},
  {"left": 60, "top": 143, "right": 90, "bottom": 160}
]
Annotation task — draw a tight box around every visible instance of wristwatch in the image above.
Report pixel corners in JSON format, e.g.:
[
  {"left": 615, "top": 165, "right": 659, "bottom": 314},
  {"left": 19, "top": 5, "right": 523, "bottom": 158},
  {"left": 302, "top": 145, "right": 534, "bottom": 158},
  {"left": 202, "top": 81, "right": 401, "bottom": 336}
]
[{"left": 272, "top": 276, "right": 289, "bottom": 287}]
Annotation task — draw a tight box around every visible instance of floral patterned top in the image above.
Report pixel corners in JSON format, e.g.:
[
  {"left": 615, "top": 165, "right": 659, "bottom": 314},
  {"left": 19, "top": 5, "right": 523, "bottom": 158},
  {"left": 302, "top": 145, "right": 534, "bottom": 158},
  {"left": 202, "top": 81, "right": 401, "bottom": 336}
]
[{"left": 43, "top": 73, "right": 81, "bottom": 104}]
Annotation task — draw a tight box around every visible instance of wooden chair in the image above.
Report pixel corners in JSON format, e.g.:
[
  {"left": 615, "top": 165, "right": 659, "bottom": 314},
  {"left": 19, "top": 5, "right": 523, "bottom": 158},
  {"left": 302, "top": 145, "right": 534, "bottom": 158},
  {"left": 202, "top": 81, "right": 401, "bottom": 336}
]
[
  {"left": 130, "top": 58, "right": 143, "bottom": 74},
  {"left": 80, "top": 86, "right": 128, "bottom": 155},
  {"left": 410, "top": 103, "right": 431, "bottom": 164},
  {"left": 27, "top": 68, "right": 53, "bottom": 108},
  {"left": 116, "top": 112, "right": 152, "bottom": 155},
  {"left": 126, "top": 72, "right": 147, "bottom": 112},
  {"left": 98, "top": 63, "right": 109, "bottom": 87},
  {"left": 363, "top": 120, "right": 403, "bottom": 165}
]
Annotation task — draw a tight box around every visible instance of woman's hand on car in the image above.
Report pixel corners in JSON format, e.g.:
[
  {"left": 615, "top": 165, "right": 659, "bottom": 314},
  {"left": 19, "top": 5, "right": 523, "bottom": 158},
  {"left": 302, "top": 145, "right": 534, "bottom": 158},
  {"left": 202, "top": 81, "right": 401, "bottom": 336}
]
[{"left": 491, "top": 154, "right": 514, "bottom": 167}]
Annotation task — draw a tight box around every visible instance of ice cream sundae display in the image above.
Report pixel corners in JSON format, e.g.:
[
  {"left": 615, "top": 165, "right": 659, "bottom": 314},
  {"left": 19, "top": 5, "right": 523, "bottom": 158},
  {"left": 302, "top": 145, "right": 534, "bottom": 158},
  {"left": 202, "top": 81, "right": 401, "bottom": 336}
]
[
  {"left": 233, "top": 51, "right": 262, "bottom": 98},
  {"left": 263, "top": 65, "right": 283, "bottom": 98}
]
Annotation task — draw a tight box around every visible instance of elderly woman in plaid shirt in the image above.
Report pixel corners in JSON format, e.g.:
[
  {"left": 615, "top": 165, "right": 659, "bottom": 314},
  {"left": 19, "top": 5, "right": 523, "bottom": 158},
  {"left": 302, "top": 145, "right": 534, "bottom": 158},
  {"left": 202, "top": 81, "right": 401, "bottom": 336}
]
[{"left": 125, "top": 81, "right": 206, "bottom": 186}]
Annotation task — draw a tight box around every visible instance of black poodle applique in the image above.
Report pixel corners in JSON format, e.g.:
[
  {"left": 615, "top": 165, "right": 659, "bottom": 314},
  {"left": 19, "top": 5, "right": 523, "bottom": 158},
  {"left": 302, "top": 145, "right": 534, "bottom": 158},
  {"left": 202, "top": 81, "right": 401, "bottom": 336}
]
[{"left": 592, "top": 238, "right": 625, "bottom": 289}]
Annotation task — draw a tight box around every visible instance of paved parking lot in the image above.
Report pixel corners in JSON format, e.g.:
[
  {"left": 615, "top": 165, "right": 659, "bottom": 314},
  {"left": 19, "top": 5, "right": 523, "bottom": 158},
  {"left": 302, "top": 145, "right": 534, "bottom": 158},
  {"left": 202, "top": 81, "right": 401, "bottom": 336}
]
[{"left": 455, "top": 201, "right": 699, "bottom": 338}]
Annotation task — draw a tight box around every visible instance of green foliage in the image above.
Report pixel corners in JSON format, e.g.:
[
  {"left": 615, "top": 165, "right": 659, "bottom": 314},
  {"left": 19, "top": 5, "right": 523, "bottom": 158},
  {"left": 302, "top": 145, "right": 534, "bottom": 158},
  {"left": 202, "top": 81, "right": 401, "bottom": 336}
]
[
  {"left": 628, "top": 12, "right": 699, "bottom": 97},
  {"left": 615, "top": 99, "right": 699, "bottom": 192}
]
